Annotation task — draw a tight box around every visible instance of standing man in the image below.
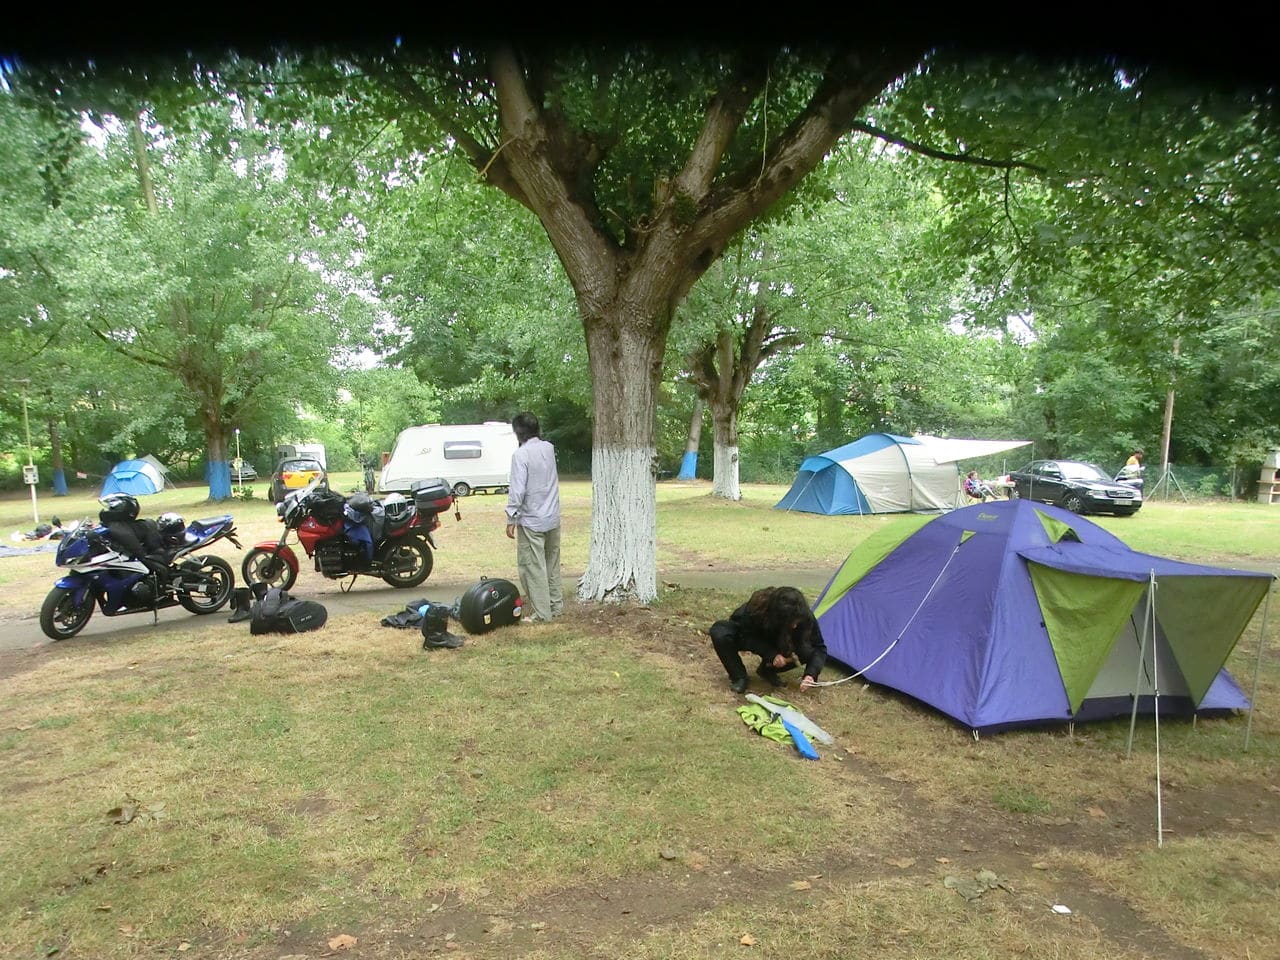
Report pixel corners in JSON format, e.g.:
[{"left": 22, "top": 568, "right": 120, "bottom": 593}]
[{"left": 505, "top": 412, "right": 563, "bottom": 622}]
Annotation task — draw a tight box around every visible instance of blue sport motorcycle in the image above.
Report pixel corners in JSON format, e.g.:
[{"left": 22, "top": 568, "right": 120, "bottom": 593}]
[{"left": 40, "top": 515, "right": 241, "bottom": 640}]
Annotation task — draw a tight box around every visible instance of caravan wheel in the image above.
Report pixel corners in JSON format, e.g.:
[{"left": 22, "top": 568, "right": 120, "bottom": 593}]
[{"left": 451, "top": 481, "right": 471, "bottom": 498}]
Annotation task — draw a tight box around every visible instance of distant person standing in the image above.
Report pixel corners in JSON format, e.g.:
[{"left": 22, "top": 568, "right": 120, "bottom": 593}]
[
  {"left": 1119, "top": 449, "right": 1145, "bottom": 489},
  {"left": 505, "top": 412, "right": 563, "bottom": 622},
  {"left": 1122, "top": 449, "right": 1145, "bottom": 478}
]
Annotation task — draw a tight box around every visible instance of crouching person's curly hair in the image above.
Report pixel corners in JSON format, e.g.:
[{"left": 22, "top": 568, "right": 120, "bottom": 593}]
[{"left": 742, "top": 586, "right": 818, "bottom": 655}]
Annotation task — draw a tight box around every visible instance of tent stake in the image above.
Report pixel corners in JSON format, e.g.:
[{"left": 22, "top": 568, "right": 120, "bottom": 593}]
[
  {"left": 1126, "top": 573, "right": 1157, "bottom": 759},
  {"left": 1244, "top": 581, "right": 1273, "bottom": 751}
]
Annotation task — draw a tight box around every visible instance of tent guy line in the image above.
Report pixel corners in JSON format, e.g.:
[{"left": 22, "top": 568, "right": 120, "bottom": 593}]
[{"left": 809, "top": 540, "right": 963, "bottom": 688}]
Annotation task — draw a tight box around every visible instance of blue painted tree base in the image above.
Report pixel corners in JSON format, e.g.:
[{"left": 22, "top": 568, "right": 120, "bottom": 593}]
[
  {"left": 676, "top": 451, "right": 699, "bottom": 480},
  {"left": 52, "top": 469, "right": 69, "bottom": 496},
  {"left": 207, "top": 460, "right": 232, "bottom": 501}
]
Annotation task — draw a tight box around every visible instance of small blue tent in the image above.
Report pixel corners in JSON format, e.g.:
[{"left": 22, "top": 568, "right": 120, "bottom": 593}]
[
  {"left": 813, "top": 500, "right": 1271, "bottom": 732},
  {"left": 101, "top": 459, "right": 165, "bottom": 497},
  {"left": 776, "top": 434, "right": 1031, "bottom": 515}
]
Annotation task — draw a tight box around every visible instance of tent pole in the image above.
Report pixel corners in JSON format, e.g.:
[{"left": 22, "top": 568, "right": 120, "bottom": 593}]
[
  {"left": 1126, "top": 573, "right": 1157, "bottom": 759},
  {"left": 1244, "top": 581, "right": 1273, "bottom": 751},
  {"left": 1151, "top": 571, "right": 1164, "bottom": 848}
]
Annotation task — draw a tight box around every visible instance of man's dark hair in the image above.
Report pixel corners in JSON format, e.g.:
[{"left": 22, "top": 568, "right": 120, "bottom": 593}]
[
  {"left": 743, "top": 586, "right": 816, "bottom": 655},
  {"left": 512, "top": 412, "right": 541, "bottom": 443}
]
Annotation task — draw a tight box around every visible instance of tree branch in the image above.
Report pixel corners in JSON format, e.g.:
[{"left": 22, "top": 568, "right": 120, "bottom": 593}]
[
  {"left": 90, "top": 327, "right": 173, "bottom": 371},
  {"left": 682, "top": 49, "right": 923, "bottom": 270},
  {"left": 850, "top": 121, "right": 1049, "bottom": 175},
  {"left": 489, "top": 45, "right": 617, "bottom": 300},
  {"left": 366, "top": 59, "right": 529, "bottom": 206},
  {"left": 672, "top": 54, "right": 771, "bottom": 202}
]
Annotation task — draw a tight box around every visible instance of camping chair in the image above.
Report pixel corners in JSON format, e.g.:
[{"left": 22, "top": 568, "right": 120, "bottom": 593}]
[{"left": 964, "top": 476, "right": 997, "bottom": 502}]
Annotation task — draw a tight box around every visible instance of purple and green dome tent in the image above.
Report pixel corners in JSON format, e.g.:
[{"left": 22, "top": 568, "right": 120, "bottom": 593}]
[{"left": 813, "top": 499, "right": 1271, "bottom": 733}]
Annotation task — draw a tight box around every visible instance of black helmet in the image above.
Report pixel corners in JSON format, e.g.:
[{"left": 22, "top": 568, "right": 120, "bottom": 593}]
[
  {"left": 99, "top": 493, "right": 140, "bottom": 523},
  {"left": 157, "top": 511, "right": 186, "bottom": 542}
]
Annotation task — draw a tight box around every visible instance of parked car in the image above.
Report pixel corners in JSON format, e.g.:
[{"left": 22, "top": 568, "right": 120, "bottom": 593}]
[
  {"left": 232, "top": 460, "right": 258, "bottom": 483},
  {"left": 269, "top": 457, "right": 327, "bottom": 503},
  {"left": 1007, "top": 459, "right": 1142, "bottom": 516}
]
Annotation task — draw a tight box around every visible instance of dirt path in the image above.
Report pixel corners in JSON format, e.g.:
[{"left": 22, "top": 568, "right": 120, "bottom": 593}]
[{"left": 0, "top": 566, "right": 834, "bottom": 668}]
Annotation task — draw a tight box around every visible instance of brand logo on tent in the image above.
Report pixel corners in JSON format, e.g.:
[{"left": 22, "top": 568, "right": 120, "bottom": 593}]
[{"left": 977, "top": 512, "right": 1000, "bottom": 521}]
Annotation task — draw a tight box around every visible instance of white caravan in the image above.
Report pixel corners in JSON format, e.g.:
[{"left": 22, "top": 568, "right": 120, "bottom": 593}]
[{"left": 380, "top": 422, "right": 519, "bottom": 497}]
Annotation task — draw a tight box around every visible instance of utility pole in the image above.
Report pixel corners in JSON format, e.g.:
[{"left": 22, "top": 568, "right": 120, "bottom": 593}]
[{"left": 16, "top": 379, "right": 39, "bottom": 524}]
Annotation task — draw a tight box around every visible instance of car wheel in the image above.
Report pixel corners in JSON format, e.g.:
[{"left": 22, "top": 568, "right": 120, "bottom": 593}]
[
  {"left": 1008, "top": 486, "right": 1022, "bottom": 500},
  {"left": 451, "top": 481, "right": 472, "bottom": 498},
  {"left": 1063, "top": 493, "right": 1086, "bottom": 514}
]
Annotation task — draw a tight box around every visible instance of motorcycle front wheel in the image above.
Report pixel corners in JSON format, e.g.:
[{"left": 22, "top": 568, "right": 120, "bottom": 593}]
[
  {"left": 241, "top": 547, "right": 298, "bottom": 592},
  {"left": 380, "top": 536, "right": 434, "bottom": 588},
  {"left": 178, "top": 556, "right": 235, "bottom": 614},
  {"left": 40, "top": 586, "right": 95, "bottom": 640}
]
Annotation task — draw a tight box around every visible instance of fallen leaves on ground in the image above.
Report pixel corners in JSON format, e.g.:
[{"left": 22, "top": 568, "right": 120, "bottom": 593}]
[
  {"left": 885, "top": 857, "right": 916, "bottom": 869},
  {"left": 789, "top": 879, "right": 812, "bottom": 890},
  {"left": 740, "top": 933, "right": 757, "bottom": 946},
  {"left": 327, "top": 933, "right": 358, "bottom": 950}
]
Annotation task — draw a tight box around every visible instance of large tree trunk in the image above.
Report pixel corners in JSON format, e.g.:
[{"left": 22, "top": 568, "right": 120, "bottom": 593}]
[
  {"left": 709, "top": 402, "right": 741, "bottom": 501},
  {"left": 578, "top": 314, "right": 666, "bottom": 603},
  {"left": 205, "top": 414, "right": 231, "bottom": 501},
  {"left": 463, "top": 46, "right": 917, "bottom": 605}
]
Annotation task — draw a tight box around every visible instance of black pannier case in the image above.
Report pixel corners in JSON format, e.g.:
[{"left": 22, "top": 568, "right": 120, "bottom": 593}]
[
  {"left": 457, "top": 577, "right": 522, "bottom": 633},
  {"left": 412, "top": 478, "right": 453, "bottom": 510}
]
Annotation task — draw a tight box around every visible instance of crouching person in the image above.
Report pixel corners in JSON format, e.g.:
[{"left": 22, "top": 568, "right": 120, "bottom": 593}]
[{"left": 709, "top": 586, "right": 826, "bottom": 694}]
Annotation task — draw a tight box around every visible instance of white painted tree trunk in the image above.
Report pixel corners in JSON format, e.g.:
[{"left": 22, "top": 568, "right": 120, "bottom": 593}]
[
  {"left": 578, "top": 318, "right": 664, "bottom": 603},
  {"left": 710, "top": 409, "right": 741, "bottom": 501},
  {"left": 712, "top": 443, "right": 741, "bottom": 500},
  {"left": 580, "top": 447, "right": 657, "bottom": 602}
]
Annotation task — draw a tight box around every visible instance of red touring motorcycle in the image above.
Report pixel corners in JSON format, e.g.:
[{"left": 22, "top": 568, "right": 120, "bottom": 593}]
[{"left": 241, "top": 477, "right": 458, "bottom": 591}]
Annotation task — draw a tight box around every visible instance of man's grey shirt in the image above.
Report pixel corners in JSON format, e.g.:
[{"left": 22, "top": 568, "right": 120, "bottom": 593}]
[{"left": 506, "top": 437, "right": 561, "bottom": 532}]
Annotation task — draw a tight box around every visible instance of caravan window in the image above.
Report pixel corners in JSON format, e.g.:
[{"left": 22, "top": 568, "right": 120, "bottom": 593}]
[{"left": 443, "top": 441, "right": 483, "bottom": 460}]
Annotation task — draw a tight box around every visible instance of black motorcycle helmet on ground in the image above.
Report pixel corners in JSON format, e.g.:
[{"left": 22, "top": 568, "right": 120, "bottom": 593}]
[{"left": 99, "top": 493, "right": 141, "bottom": 524}]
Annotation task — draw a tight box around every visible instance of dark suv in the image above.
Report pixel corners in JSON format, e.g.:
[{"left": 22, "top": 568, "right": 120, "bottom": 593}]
[{"left": 1007, "top": 459, "right": 1142, "bottom": 516}]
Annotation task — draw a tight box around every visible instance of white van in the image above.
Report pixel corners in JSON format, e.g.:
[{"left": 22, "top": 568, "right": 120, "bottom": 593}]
[{"left": 380, "top": 422, "right": 519, "bottom": 497}]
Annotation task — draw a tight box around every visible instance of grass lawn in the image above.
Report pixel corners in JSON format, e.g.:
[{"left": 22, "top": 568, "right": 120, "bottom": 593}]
[{"left": 1, "top": 480, "right": 1277, "bottom": 958}]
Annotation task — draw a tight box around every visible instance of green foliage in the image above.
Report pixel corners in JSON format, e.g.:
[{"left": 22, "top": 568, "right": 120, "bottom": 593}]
[
  {"left": 0, "top": 78, "right": 374, "bottom": 495},
  {"left": 339, "top": 367, "right": 442, "bottom": 459}
]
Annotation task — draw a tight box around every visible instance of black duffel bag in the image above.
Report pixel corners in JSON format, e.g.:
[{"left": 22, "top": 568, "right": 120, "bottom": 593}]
[
  {"left": 250, "top": 587, "right": 328, "bottom": 635},
  {"left": 456, "top": 577, "right": 523, "bottom": 634}
]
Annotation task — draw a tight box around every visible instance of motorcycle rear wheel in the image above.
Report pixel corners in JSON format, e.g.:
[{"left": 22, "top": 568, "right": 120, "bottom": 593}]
[
  {"left": 179, "top": 556, "right": 235, "bottom": 614},
  {"left": 40, "top": 586, "right": 95, "bottom": 640},
  {"left": 380, "top": 536, "right": 434, "bottom": 588},
  {"left": 241, "top": 547, "right": 298, "bottom": 592}
]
